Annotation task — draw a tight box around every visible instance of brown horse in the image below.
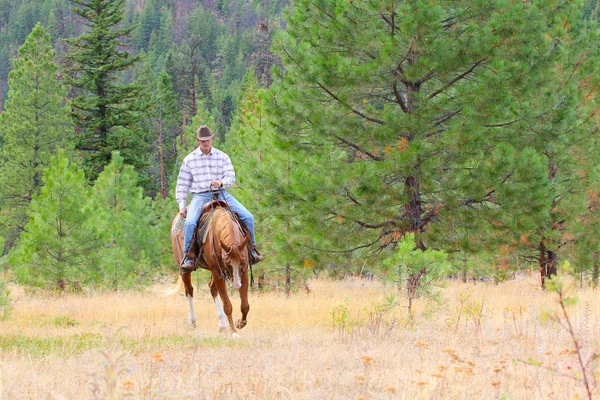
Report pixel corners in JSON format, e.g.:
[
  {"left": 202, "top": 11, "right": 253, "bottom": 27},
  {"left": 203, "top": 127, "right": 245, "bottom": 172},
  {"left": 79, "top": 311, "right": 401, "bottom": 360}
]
[{"left": 170, "top": 205, "right": 250, "bottom": 337}]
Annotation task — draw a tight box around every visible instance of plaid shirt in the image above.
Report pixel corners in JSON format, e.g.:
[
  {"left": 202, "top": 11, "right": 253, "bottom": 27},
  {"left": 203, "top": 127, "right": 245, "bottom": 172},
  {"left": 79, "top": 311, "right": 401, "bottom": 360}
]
[{"left": 175, "top": 147, "right": 236, "bottom": 210}]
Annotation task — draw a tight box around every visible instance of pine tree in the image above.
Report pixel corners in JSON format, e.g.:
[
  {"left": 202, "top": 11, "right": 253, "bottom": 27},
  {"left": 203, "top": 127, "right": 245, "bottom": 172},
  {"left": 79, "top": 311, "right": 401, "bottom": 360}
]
[
  {"left": 484, "top": 23, "right": 600, "bottom": 287},
  {"left": 0, "top": 0, "right": 11, "bottom": 30},
  {"left": 154, "top": 7, "right": 174, "bottom": 58},
  {"left": 252, "top": 0, "right": 276, "bottom": 87},
  {"left": 583, "top": 0, "right": 598, "bottom": 19},
  {"left": 0, "top": 23, "right": 73, "bottom": 252},
  {"left": 578, "top": 163, "right": 600, "bottom": 286},
  {"left": 46, "top": 10, "right": 59, "bottom": 44},
  {"left": 10, "top": 150, "right": 101, "bottom": 289},
  {"left": 267, "top": 0, "right": 595, "bottom": 277},
  {"left": 221, "top": 36, "right": 246, "bottom": 88},
  {"left": 65, "top": 0, "right": 148, "bottom": 181},
  {"left": 89, "top": 151, "right": 159, "bottom": 290},
  {"left": 13, "top": 1, "right": 42, "bottom": 44},
  {"left": 135, "top": 0, "right": 160, "bottom": 52},
  {"left": 137, "top": 65, "right": 182, "bottom": 198},
  {"left": 168, "top": 8, "right": 220, "bottom": 118},
  {"left": 224, "top": 70, "right": 314, "bottom": 287}
]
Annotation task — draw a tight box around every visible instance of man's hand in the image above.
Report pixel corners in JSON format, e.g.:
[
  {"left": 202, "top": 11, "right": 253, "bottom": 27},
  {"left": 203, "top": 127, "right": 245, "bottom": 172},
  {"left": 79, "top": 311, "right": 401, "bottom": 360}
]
[
  {"left": 179, "top": 207, "right": 187, "bottom": 218},
  {"left": 210, "top": 179, "right": 222, "bottom": 188}
]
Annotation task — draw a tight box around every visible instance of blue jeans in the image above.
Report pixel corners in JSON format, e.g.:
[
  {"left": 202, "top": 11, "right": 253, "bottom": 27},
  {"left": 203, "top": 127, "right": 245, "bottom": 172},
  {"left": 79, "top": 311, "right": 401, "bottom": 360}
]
[{"left": 183, "top": 191, "right": 256, "bottom": 259}]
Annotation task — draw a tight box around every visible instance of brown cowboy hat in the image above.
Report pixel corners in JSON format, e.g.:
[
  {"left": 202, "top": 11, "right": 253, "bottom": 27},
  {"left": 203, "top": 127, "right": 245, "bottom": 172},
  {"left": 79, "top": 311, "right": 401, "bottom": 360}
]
[{"left": 196, "top": 125, "right": 214, "bottom": 141}]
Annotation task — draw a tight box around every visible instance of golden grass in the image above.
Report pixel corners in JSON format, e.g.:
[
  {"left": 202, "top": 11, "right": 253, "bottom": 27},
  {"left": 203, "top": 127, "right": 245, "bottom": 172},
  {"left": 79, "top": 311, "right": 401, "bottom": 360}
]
[{"left": 1, "top": 275, "right": 599, "bottom": 399}]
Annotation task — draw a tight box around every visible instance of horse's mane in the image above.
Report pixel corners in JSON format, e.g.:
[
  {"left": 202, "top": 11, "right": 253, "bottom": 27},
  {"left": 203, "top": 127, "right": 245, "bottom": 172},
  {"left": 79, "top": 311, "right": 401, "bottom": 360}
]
[{"left": 211, "top": 207, "right": 244, "bottom": 248}]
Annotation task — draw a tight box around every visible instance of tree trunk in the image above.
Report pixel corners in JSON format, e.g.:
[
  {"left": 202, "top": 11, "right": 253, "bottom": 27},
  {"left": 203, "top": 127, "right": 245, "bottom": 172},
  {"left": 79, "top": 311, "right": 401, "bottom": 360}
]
[
  {"left": 592, "top": 252, "right": 599, "bottom": 288},
  {"left": 180, "top": 113, "right": 187, "bottom": 146},
  {"left": 191, "top": 79, "right": 197, "bottom": 117},
  {"left": 157, "top": 119, "right": 167, "bottom": 199},
  {"left": 539, "top": 240, "right": 558, "bottom": 289},
  {"left": 285, "top": 263, "right": 291, "bottom": 296},
  {"left": 404, "top": 175, "right": 426, "bottom": 299},
  {"left": 257, "top": 272, "right": 265, "bottom": 290}
]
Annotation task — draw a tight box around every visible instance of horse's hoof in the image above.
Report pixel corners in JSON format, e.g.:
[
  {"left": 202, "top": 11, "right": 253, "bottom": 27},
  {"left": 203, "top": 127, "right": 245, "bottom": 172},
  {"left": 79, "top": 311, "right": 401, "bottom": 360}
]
[
  {"left": 190, "top": 320, "right": 197, "bottom": 329},
  {"left": 218, "top": 325, "right": 227, "bottom": 333},
  {"left": 231, "top": 332, "right": 241, "bottom": 339},
  {"left": 236, "top": 319, "right": 247, "bottom": 329}
]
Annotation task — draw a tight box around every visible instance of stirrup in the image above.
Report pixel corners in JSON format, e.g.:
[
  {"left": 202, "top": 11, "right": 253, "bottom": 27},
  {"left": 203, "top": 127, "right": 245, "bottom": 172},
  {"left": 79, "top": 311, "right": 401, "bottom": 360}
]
[
  {"left": 250, "top": 249, "right": 264, "bottom": 264},
  {"left": 180, "top": 258, "right": 195, "bottom": 272}
]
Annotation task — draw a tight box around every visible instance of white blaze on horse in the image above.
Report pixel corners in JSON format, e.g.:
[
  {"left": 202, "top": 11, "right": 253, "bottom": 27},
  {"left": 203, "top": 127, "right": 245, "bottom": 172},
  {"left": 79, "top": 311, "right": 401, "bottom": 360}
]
[{"left": 169, "top": 202, "right": 250, "bottom": 337}]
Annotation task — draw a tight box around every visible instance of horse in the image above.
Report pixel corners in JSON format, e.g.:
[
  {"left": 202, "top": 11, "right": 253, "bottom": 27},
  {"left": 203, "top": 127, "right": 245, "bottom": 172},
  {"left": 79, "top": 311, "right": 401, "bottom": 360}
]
[{"left": 169, "top": 203, "right": 250, "bottom": 337}]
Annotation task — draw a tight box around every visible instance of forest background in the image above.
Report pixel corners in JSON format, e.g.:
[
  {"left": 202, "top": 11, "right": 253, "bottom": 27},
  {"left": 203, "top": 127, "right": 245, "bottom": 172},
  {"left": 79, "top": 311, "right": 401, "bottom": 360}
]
[{"left": 1, "top": 0, "right": 600, "bottom": 303}]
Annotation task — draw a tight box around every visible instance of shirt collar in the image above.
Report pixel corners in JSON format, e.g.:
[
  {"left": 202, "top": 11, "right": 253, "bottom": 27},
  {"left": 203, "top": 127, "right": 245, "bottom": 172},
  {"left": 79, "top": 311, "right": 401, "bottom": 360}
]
[{"left": 195, "top": 147, "right": 214, "bottom": 156}]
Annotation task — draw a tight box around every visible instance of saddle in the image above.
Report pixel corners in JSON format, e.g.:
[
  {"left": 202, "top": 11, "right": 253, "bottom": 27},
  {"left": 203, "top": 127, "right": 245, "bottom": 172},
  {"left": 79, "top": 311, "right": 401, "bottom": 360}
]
[
  {"left": 182, "top": 202, "right": 251, "bottom": 271},
  {"left": 202, "top": 199, "right": 228, "bottom": 214}
]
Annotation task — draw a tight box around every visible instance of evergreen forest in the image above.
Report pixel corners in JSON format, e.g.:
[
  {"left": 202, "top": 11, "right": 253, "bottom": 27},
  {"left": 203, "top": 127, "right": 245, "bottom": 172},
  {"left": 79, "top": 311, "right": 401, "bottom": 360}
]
[{"left": 1, "top": 0, "right": 600, "bottom": 298}]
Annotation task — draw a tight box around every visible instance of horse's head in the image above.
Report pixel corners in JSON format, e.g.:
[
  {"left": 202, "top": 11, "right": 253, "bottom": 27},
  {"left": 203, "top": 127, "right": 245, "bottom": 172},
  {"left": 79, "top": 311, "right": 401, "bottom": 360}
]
[{"left": 220, "top": 236, "right": 249, "bottom": 289}]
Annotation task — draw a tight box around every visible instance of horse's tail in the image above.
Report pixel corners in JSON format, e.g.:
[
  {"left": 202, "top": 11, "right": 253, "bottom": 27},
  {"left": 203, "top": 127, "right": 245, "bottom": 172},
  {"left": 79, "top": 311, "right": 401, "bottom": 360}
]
[{"left": 163, "top": 275, "right": 184, "bottom": 297}]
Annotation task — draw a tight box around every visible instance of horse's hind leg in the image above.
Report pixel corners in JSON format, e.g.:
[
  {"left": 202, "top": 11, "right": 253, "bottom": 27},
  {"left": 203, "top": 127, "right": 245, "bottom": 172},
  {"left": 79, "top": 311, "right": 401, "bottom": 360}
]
[
  {"left": 209, "top": 276, "right": 228, "bottom": 332},
  {"left": 236, "top": 270, "right": 249, "bottom": 329},
  {"left": 181, "top": 271, "right": 197, "bottom": 328}
]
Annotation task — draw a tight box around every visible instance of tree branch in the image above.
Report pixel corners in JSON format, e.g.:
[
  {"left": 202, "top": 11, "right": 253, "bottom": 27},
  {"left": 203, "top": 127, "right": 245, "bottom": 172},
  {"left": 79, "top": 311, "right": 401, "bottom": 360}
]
[
  {"left": 332, "top": 133, "right": 385, "bottom": 161},
  {"left": 428, "top": 58, "right": 487, "bottom": 100},
  {"left": 317, "top": 82, "right": 385, "bottom": 124}
]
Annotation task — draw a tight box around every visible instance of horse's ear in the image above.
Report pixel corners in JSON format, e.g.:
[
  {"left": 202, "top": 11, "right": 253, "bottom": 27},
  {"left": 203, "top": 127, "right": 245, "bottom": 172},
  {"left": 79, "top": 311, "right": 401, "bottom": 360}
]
[{"left": 220, "top": 240, "right": 231, "bottom": 254}]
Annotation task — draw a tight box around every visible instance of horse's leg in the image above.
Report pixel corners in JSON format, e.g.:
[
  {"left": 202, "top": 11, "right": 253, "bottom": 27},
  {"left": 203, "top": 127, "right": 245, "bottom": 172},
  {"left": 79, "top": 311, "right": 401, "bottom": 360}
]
[
  {"left": 213, "top": 273, "right": 238, "bottom": 337},
  {"left": 236, "top": 269, "right": 249, "bottom": 329},
  {"left": 181, "top": 271, "right": 197, "bottom": 328},
  {"left": 209, "top": 275, "right": 228, "bottom": 332},
  {"left": 231, "top": 262, "right": 242, "bottom": 289}
]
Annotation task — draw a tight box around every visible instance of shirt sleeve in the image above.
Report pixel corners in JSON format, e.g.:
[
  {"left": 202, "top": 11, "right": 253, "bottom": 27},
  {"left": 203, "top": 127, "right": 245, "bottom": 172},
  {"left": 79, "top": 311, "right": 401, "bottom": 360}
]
[
  {"left": 221, "top": 154, "right": 236, "bottom": 189},
  {"left": 175, "top": 160, "right": 193, "bottom": 210}
]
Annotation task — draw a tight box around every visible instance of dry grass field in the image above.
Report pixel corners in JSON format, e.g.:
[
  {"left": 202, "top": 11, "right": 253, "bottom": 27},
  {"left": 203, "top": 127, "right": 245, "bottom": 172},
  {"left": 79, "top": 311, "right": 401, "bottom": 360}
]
[{"left": 0, "top": 274, "right": 599, "bottom": 399}]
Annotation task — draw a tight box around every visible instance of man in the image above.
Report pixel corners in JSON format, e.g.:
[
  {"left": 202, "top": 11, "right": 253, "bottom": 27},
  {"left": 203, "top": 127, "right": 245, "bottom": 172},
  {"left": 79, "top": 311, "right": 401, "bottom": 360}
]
[{"left": 176, "top": 125, "right": 263, "bottom": 270}]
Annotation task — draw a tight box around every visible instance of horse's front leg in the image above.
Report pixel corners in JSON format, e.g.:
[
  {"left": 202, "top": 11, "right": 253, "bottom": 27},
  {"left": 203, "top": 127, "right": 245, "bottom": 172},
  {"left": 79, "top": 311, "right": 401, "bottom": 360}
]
[
  {"left": 181, "top": 271, "right": 197, "bottom": 328},
  {"left": 213, "top": 273, "right": 238, "bottom": 337},
  {"left": 236, "top": 270, "right": 249, "bottom": 329},
  {"left": 209, "top": 276, "right": 228, "bottom": 332}
]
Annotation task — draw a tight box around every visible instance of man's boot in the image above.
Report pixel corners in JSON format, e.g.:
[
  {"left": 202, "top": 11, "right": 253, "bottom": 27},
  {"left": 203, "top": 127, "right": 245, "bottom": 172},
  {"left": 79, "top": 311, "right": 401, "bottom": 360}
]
[
  {"left": 180, "top": 257, "right": 195, "bottom": 272},
  {"left": 180, "top": 245, "right": 196, "bottom": 272},
  {"left": 248, "top": 244, "right": 264, "bottom": 264}
]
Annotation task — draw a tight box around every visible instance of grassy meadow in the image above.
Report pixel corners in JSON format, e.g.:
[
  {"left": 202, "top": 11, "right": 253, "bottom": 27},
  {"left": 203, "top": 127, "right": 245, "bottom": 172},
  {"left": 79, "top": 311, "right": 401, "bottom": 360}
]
[{"left": 0, "top": 274, "right": 599, "bottom": 399}]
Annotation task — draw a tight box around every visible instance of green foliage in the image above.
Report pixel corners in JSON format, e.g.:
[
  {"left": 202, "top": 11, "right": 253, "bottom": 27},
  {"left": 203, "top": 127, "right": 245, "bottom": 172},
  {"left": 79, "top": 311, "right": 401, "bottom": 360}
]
[
  {"left": 0, "top": 252, "right": 9, "bottom": 315},
  {"left": 54, "top": 315, "right": 80, "bottom": 327},
  {"left": 331, "top": 295, "right": 400, "bottom": 340},
  {"left": 66, "top": 0, "right": 149, "bottom": 181},
  {"left": 266, "top": 0, "right": 599, "bottom": 280},
  {"left": 179, "top": 100, "right": 216, "bottom": 160},
  {"left": 1, "top": 0, "right": 599, "bottom": 285},
  {"left": 152, "top": 194, "right": 178, "bottom": 271},
  {"left": 10, "top": 150, "right": 100, "bottom": 289},
  {"left": 167, "top": 8, "right": 220, "bottom": 119},
  {"left": 0, "top": 333, "right": 102, "bottom": 357},
  {"left": 223, "top": 70, "right": 310, "bottom": 282},
  {"left": 135, "top": 0, "right": 161, "bottom": 52},
  {"left": 0, "top": 23, "right": 73, "bottom": 252},
  {"left": 88, "top": 152, "right": 159, "bottom": 290},
  {"left": 382, "top": 233, "right": 448, "bottom": 294},
  {"left": 135, "top": 64, "right": 182, "bottom": 197}
]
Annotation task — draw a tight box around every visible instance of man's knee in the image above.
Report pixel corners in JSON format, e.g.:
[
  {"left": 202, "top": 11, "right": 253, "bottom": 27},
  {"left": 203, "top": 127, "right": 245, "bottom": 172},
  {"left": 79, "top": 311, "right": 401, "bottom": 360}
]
[
  {"left": 184, "top": 221, "right": 197, "bottom": 232},
  {"left": 240, "top": 210, "right": 254, "bottom": 223}
]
